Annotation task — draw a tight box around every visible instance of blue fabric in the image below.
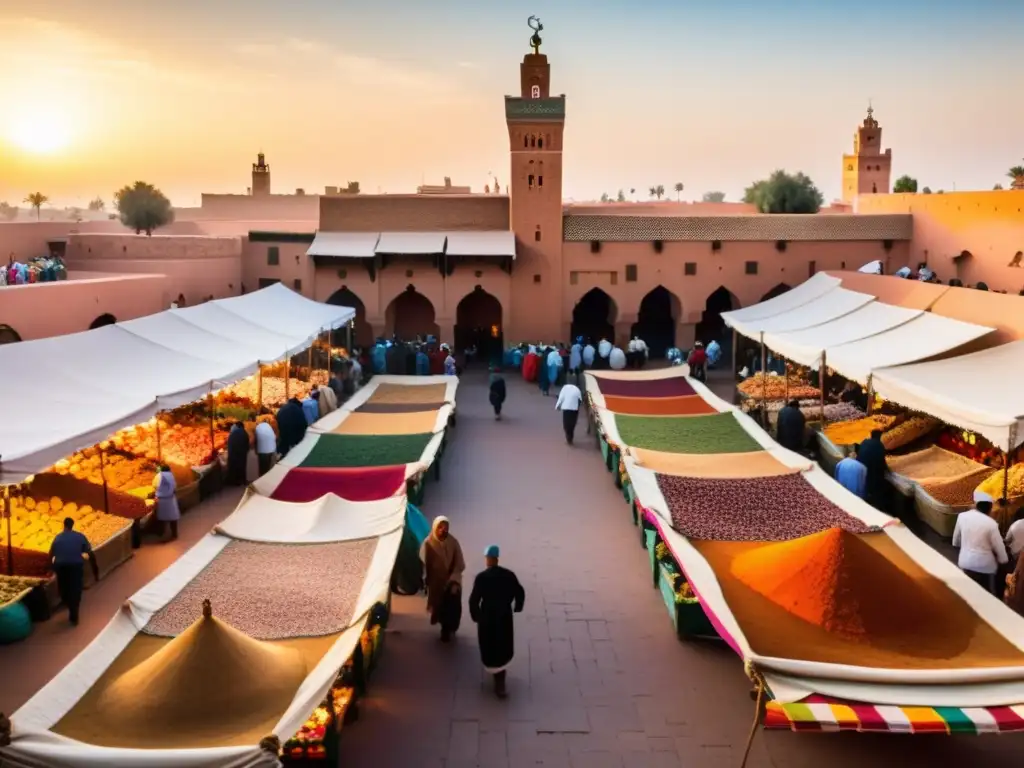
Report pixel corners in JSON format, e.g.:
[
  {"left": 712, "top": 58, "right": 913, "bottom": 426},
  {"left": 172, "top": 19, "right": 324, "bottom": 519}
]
[
  {"left": 484, "top": 544, "right": 500, "bottom": 558},
  {"left": 0, "top": 601, "right": 32, "bottom": 645},
  {"left": 547, "top": 363, "right": 559, "bottom": 387},
  {"left": 406, "top": 503, "right": 431, "bottom": 545},
  {"left": 372, "top": 345, "right": 387, "bottom": 374},
  {"left": 416, "top": 352, "right": 430, "bottom": 375},
  {"left": 512, "top": 349, "right": 523, "bottom": 367},
  {"left": 301, "top": 397, "right": 319, "bottom": 425},
  {"left": 50, "top": 530, "right": 92, "bottom": 566},
  {"left": 835, "top": 458, "right": 867, "bottom": 499}
]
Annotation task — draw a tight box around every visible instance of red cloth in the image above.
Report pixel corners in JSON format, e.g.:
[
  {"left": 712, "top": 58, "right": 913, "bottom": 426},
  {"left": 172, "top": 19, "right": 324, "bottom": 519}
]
[
  {"left": 430, "top": 349, "right": 446, "bottom": 375},
  {"left": 688, "top": 348, "right": 707, "bottom": 367},
  {"left": 269, "top": 466, "right": 406, "bottom": 502},
  {"left": 595, "top": 377, "right": 695, "bottom": 398},
  {"left": 522, "top": 353, "right": 539, "bottom": 382}
]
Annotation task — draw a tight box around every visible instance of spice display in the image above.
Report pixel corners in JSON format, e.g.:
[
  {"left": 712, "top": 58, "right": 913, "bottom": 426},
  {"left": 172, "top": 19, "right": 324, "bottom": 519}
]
[
  {"left": 822, "top": 415, "right": 901, "bottom": 447},
  {"left": 658, "top": 472, "right": 877, "bottom": 541},
  {"left": 888, "top": 447, "right": 996, "bottom": 506},
  {"left": 0, "top": 575, "right": 44, "bottom": 608},
  {"left": 977, "top": 464, "right": 1024, "bottom": 499},
  {"left": 694, "top": 534, "right": 1024, "bottom": 668},
  {"left": 602, "top": 394, "right": 718, "bottom": 416},
  {"left": 299, "top": 433, "right": 435, "bottom": 468},
  {"left": 144, "top": 538, "right": 378, "bottom": 640},
  {"left": 356, "top": 401, "right": 446, "bottom": 414},
  {"left": 367, "top": 383, "right": 447, "bottom": 405},
  {"left": 329, "top": 410, "right": 439, "bottom": 436},
  {"left": 594, "top": 377, "right": 695, "bottom": 399},
  {"left": 881, "top": 415, "right": 940, "bottom": 451},
  {"left": 737, "top": 374, "right": 820, "bottom": 401},
  {"left": 632, "top": 448, "right": 802, "bottom": 478},
  {"left": 615, "top": 412, "right": 762, "bottom": 454}
]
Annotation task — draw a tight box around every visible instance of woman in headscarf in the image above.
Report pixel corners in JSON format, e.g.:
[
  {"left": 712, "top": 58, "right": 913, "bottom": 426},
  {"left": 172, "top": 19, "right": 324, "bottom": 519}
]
[
  {"left": 545, "top": 347, "right": 563, "bottom": 390},
  {"left": 569, "top": 337, "right": 583, "bottom": 385},
  {"left": 443, "top": 345, "right": 457, "bottom": 376},
  {"left": 609, "top": 346, "right": 627, "bottom": 370},
  {"left": 225, "top": 421, "right": 250, "bottom": 486},
  {"left": 153, "top": 464, "right": 181, "bottom": 542},
  {"left": 416, "top": 345, "right": 431, "bottom": 376},
  {"left": 596, "top": 338, "right": 612, "bottom": 370},
  {"left": 420, "top": 516, "right": 466, "bottom": 642},
  {"left": 489, "top": 366, "right": 507, "bottom": 420},
  {"left": 537, "top": 346, "right": 551, "bottom": 396}
]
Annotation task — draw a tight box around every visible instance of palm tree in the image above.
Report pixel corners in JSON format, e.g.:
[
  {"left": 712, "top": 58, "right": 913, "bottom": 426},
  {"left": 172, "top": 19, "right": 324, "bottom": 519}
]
[
  {"left": 674, "top": 182, "right": 684, "bottom": 201},
  {"left": 648, "top": 186, "right": 657, "bottom": 199},
  {"left": 1009, "top": 163, "right": 1024, "bottom": 190},
  {"left": 655, "top": 184, "right": 665, "bottom": 200},
  {"left": 24, "top": 192, "right": 48, "bottom": 221}
]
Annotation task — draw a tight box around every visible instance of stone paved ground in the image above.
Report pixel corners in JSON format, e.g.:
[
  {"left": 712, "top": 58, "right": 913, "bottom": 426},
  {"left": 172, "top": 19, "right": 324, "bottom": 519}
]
[{"left": 341, "top": 371, "right": 1024, "bottom": 768}]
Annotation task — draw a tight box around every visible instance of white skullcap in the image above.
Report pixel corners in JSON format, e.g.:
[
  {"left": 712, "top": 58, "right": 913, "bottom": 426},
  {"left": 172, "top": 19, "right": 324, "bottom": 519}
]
[{"left": 974, "top": 490, "right": 994, "bottom": 505}]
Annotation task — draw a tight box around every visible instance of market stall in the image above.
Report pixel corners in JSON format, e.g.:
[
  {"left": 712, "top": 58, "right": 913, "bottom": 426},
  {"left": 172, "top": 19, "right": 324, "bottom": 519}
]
[{"left": 339, "top": 375, "right": 459, "bottom": 414}]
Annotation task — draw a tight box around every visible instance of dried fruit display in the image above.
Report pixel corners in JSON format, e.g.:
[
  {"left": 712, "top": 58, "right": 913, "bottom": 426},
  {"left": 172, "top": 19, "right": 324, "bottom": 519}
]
[
  {"left": 822, "top": 415, "right": 901, "bottom": 447},
  {"left": 224, "top": 376, "right": 316, "bottom": 408},
  {"left": 766, "top": 402, "right": 864, "bottom": 427},
  {"left": 657, "top": 472, "right": 877, "bottom": 541},
  {"left": 738, "top": 374, "right": 820, "bottom": 401},
  {"left": 881, "top": 415, "right": 940, "bottom": 451},
  {"left": 0, "top": 575, "right": 44, "bottom": 608},
  {"left": 112, "top": 421, "right": 225, "bottom": 468},
  {"left": 615, "top": 413, "right": 762, "bottom": 454},
  {"left": 977, "top": 464, "right": 1024, "bottom": 499},
  {"left": 143, "top": 538, "right": 378, "bottom": 640},
  {"left": 51, "top": 449, "right": 195, "bottom": 495}
]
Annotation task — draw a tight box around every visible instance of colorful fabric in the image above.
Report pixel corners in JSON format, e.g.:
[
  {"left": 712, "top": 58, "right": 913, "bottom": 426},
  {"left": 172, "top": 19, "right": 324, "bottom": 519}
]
[
  {"left": 356, "top": 401, "right": 445, "bottom": 414},
  {"left": 299, "top": 433, "right": 435, "bottom": 468},
  {"left": 367, "top": 383, "right": 447, "bottom": 404},
  {"left": 615, "top": 412, "right": 761, "bottom": 454},
  {"left": 267, "top": 466, "right": 407, "bottom": 502},
  {"left": 594, "top": 376, "right": 695, "bottom": 398},
  {"left": 602, "top": 394, "right": 718, "bottom": 416},
  {"left": 657, "top": 472, "right": 878, "bottom": 541},
  {"left": 329, "top": 411, "right": 439, "bottom": 436}
]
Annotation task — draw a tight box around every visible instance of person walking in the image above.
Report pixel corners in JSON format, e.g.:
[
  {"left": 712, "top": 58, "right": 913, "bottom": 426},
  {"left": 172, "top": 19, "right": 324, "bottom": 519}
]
[
  {"left": 537, "top": 347, "right": 551, "bottom": 396},
  {"left": 555, "top": 381, "right": 583, "bottom": 445},
  {"left": 469, "top": 545, "right": 525, "bottom": 699},
  {"left": 489, "top": 367, "right": 507, "bottom": 420},
  {"left": 953, "top": 491, "right": 1008, "bottom": 596},
  {"left": 569, "top": 337, "right": 583, "bottom": 385},
  {"left": 49, "top": 517, "right": 100, "bottom": 626},
  {"left": 420, "top": 516, "right": 466, "bottom": 642},
  {"left": 687, "top": 342, "right": 708, "bottom": 383},
  {"left": 254, "top": 419, "right": 277, "bottom": 477},
  {"left": 153, "top": 464, "right": 181, "bottom": 542}
]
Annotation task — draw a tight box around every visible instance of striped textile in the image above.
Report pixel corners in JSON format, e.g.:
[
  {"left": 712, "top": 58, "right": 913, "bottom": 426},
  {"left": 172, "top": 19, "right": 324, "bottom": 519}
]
[{"left": 764, "top": 695, "right": 1024, "bottom": 734}]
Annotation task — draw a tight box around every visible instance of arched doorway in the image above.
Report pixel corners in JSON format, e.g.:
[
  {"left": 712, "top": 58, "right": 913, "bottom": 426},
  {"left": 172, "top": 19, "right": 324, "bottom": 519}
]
[
  {"left": 455, "top": 286, "right": 502, "bottom": 364},
  {"left": 0, "top": 324, "right": 21, "bottom": 344},
  {"left": 327, "top": 286, "right": 373, "bottom": 349},
  {"left": 630, "top": 286, "right": 680, "bottom": 358},
  {"left": 385, "top": 286, "right": 438, "bottom": 341},
  {"left": 571, "top": 288, "right": 616, "bottom": 345},
  {"left": 89, "top": 313, "right": 117, "bottom": 329},
  {"left": 760, "top": 283, "right": 792, "bottom": 302},
  {"left": 695, "top": 285, "right": 740, "bottom": 345}
]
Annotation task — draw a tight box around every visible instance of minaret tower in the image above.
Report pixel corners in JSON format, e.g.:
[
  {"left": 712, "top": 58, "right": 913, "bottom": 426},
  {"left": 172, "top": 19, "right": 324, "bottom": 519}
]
[
  {"left": 252, "top": 152, "right": 271, "bottom": 196},
  {"left": 505, "top": 16, "right": 565, "bottom": 342},
  {"left": 842, "top": 104, "right": 892, "bottom": 203}
]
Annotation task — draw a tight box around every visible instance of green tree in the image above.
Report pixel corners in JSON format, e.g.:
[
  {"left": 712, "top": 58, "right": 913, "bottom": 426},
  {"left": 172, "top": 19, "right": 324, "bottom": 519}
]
[
  {"left": 0, "top": 202, "right": 16, "bottom": 220},
  {"left": 893, "top": 175, "right": 918, "bottom": 193},
  {"left": 742, "top": 170, "right": 823, "bottom": 214},
  {"left": 654, "top": 184, "right": 665, "bottom": 200},
  {"left": 702, "top": 191, "right": 726, "bottom": 203},
  {"left": 994, "top": 183, "right": 1004, "bottom": 190},
  {"left": 23, "top": 192, "right": 48, "bottom": 221},
  {"left": 88, "top": 196, "right": 105, "bottom": 211},
  {"left": 922, "top": 187, "right": 932, "bottom": 194},
  {"left": 114, "top": 181, "right": 174, "bottom": 235},
  {"left": 616, "top": 189, "right": 626, "bottom": 202},
  {"left": 674, "top": 182, "right": 684, "bottom": 201},
  {"left": 1009, "top": 163, "right": 1024, "bottom": 190},
  {"left": 600, "top": 192, "right": 610, "bottom": 203}
]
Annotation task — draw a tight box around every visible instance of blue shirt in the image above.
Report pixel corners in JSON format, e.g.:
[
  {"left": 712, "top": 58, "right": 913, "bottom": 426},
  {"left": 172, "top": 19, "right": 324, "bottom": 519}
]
[
  {"left": 50, "top": 530, "right": 92, "bottom": 566},
  {"left": 835, "top": 457, "right": 868, "bottom": 499},
  {"left": 301, "top": 397, "right": 319, "bottom": 425}
]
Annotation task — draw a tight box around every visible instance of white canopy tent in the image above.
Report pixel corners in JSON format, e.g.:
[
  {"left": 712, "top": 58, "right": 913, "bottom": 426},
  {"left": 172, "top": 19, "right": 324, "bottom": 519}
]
[
  {"left": 0, "top": 285, "right": 355, "bottom": 484},
  {"left": 824, "top": 313, "right": 995, "bottom": 385},
  {"left": 306, "top": 232, "right": 380, "bottom": 259},
  {"left": 871, "top": 341, "right": 1024, "bottom": 450},
  {"left": 728, "top": 288, "right": 876, "bottom": 338},
  {"left": 721, "top": 272, "right": 841, "bottom": 328},
  {"left": 761, "top": 302, "right": 923, "bottom": 368}
]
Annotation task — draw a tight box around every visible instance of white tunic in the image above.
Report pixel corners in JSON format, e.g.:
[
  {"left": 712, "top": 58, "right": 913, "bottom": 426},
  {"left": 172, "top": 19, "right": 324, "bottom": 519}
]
[
  {"left": 952, "top": 509, "right": 1008, "bottom": 574},
  {"left": 609, "top": 348, "right": 627, "bottom": 370}
]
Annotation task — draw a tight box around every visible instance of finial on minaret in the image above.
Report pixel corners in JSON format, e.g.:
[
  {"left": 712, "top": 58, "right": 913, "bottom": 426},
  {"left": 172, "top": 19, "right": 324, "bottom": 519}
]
[
  {"left": 867, "top": 99, "right": 873, "bottom": 118},
  {"left": 202, "top": 599, "right": 212, "bottom": 619},
  {"left": 527, "top": 16, "right": 543, "bottom": 54}
]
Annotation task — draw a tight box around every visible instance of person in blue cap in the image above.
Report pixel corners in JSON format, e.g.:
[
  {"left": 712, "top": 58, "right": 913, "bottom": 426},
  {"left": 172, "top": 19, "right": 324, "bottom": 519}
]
[{"left": 469, "top": 544, "right": 525, "bottom": 699}]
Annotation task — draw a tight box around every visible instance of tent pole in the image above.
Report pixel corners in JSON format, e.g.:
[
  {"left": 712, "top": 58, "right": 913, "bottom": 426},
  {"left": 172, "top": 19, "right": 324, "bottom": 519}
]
[
  {"left": 865, "top": 374, "right": 874, "bottom": 416},
  {"left": 285, "top": 356, "right": 291, "bottom": 400},
  {"left": 155, "top": 415, "right": 163, "bottom": 464},
  {"left": 207, "top": 385, "right": 216, "bottom": 459},
  {"left": 4, "top": 486, "right": 12, "bottom": 577},
  {"left": 99, "top": 445, "right": 111, "bottom": 517},
  {"left": 819, "top": 352, "right": 827, "bottom": 425},
  {"left": 784, "top": 357, "right": 789, "bottom": 404},
  {"left": 1004, "top": 425, "right": 1017, "bottom": 500},
  {"left": 257, "top": 365, "right": 263, "bottom": 411},
  {"left": 759, "top": 333, "right": 767, "bottom": 425}
]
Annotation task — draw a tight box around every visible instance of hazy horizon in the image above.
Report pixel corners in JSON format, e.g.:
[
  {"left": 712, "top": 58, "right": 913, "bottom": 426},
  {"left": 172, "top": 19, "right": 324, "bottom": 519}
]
[{"left": 1, "top": 0, "right": 1021, "bottom": 209}]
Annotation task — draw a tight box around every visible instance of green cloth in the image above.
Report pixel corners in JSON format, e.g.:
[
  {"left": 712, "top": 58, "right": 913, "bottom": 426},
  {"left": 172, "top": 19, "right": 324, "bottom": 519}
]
[
  {"left": 300, "top": 433, "right": 435, "bottom": 468},
  {"left": 614, "top": 412, "right": 761, "bottom": 454}
]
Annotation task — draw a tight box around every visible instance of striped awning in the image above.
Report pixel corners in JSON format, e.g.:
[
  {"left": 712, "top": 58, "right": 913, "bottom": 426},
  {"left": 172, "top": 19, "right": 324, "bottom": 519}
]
[
  {"left": 444, "top": 231, "right": 516, "bottom": 258},
  {"left": 306, "top": 232, "right": 380, "bottom": 259},
  {"left": 375, "top": 232, "right": 446, "bottom": 256}
]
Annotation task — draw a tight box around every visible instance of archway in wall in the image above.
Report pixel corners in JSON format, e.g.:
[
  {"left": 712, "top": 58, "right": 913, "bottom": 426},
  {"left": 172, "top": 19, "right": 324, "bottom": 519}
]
[
  {"left": 385, "top": 286, "right": 438, "bottom": 341},
  {"left": 694, "top": 286, "right": 740, "bottom": 355},
  {"left": 571, "top": 288, "right": 617, "bottom": 346},
  {"left": 89, "top": 313, "right": 117, "bottom": 330},
  {"left": 0, "top": 324, "right": 22, "bottom": 344},
  {"left": 327, "top": 286, "right": 373, "bottom": 349},
  {"left": 455, "top": 286, "right": 503, "bottom": 365},
  {"left": 760, "top": 283, "right": 792, "bottom": 302},
  {"left": 630, "top": 285, "right": 680, "bottom": 359}
]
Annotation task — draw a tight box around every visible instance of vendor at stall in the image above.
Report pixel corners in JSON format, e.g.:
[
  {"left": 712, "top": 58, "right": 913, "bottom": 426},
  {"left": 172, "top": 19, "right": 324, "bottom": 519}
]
[
  {"left": 50, "top": 518, "right": 100, "bottom": 626},
  {"left": 953, "top": 491, "right": 1007, "bottom": 596},
  {"left": 857, "top": 429, "right": 889, "bottom": 509},
  {"left": 302, "top": 391, "right": 320, "bottom": 425},
  {"left": 276, "top": 397, "right": 307, "bottom": 457},
  {"left": 776, "top": 399, "right": 806, "bottom": 454},
  {"left": 835, "top": 446, "right": 867, "bottom": 499},
  {"left": 154, "top": 465, "right": 181, "bottom": 543},
  {"left": 254, "top": 419, "right": 277, "bottom": 477},
  {"left": 226, "top": 422, "right": 250, "bottom": 486}
]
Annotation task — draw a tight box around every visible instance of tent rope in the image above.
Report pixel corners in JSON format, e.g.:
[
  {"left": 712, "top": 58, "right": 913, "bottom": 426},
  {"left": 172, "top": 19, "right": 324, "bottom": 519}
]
[{"left": 740, "top": 661, "right": 767, "bottom": 768}]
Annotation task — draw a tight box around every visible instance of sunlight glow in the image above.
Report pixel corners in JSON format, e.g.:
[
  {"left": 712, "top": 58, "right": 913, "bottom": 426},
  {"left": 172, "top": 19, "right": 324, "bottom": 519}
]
[{"left": 7, "top": 111, "right": 73, "bottom": 155}]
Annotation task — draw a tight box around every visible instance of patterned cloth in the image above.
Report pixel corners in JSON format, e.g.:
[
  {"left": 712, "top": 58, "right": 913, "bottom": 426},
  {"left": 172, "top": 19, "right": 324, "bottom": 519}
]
[{"left": 657, "top": 472, "right": 877, "bottom": 541}]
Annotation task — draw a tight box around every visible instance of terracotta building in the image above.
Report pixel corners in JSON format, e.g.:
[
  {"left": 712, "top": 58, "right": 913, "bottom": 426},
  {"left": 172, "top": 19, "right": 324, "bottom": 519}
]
[
  {"left": 842, "top": 106, "right": 892, "bottom": 203},
  {"left": 243, "top": 34, "right": 912, "bottom": 354}
]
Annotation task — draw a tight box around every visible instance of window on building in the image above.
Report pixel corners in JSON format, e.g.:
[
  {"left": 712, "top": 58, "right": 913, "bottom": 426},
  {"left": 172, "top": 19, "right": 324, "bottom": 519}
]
[
  {"left": 684, "top": 262, "right": 697, "bottom": 276},
  {"left": 523, "top": 135, "right": 528, "bottom": 148},
  {"left": 745, "top": 261, "right": 758, "bottom": 275},
  {"left": 808, "top": 261, "right": 816, "bottom": 278},
  {"left": 267, "top": 246, "right": 279, "bottom": 265},
  {"left": 625, "top": 264, "right": 638, "bottom": 282},
  {"left": 293, "top": 278, "right": 303, "bottom": 291},
  {"left": 533, "top": 274, "right": 541, "bottom": 283},
  {"left": 258, "top": 278, "right": 280, "bottom": 289},
  {"left": 569, "top": 271, "right": 578, "bottom": 285},
  {"left": 531, "top": 84, "right": 540, "bottom": 99},
  {"left": 538, "top": 137, "right": 544, "bottom": 149},
  {"left": 847, "top": 164, "right": 853, "bottom": 171},
  {"left": 534, "top": 227, "right": 541, "bottom": 242},
  {"left": 538, "top": 175, "right": 544, "bottom": 187},
  {"left": 530, "top": 135, "right": 536, "bottom": 148},
  {"left": 528, "top": 174, "right": 535, "bottom": 188}
]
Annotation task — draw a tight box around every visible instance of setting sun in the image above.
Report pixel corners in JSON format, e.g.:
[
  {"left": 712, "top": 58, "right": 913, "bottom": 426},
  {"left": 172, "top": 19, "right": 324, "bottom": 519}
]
[{"left": 7, "top": 111, "right": 73, "bottom": 155}]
